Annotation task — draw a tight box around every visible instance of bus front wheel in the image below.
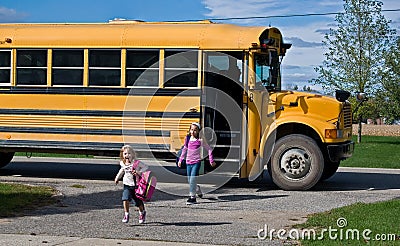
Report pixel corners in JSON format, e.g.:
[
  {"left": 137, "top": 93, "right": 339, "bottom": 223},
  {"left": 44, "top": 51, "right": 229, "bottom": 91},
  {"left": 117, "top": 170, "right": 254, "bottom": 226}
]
[
  {"left": 320, "top": 160, "right": 340, "bottom": 181},
  {"left": 0, "top": 152, "right": 15, "bottom": 168},
  {"left": 269, "top": 134, "right": 324, "bottom": 191}
]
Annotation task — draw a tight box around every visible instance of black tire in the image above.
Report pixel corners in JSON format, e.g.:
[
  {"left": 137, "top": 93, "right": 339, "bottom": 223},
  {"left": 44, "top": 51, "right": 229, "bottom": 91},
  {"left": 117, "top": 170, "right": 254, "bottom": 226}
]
[
  {"left": 0, "top": 152, "right": 14, "bottom": 168},
  {"left": 269, "top": 134, "right": 324, "bottom": 190},
  {"left": 320, "top": 161, "right": 340, "bottom": 181}
]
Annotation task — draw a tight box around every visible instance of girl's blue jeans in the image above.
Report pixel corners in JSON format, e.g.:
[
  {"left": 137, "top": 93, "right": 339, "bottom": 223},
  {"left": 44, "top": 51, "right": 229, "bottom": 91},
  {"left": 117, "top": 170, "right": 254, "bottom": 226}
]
[{"left": 186, "top": 162, "right": 200, "bottom": 196}]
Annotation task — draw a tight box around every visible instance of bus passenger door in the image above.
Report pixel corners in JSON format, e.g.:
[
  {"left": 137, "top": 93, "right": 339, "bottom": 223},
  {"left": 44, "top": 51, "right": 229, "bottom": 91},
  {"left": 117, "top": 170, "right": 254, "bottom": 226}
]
[
  {"left": 246, "top": 89, "right": 266, "bottom": 181},
  {"left": 244, "top": 52, "right": 271, "bottom": 181},
  {"left": 202, "top": 51, "right": 244, "bottom": 173}
]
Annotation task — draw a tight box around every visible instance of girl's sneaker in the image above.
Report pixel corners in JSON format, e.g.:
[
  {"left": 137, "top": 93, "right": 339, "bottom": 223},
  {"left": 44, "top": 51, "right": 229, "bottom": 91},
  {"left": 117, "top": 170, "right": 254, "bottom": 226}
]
[
  {"left": 196, "top": 185, "right": 203, "bottom": 198},
  {"left": 139, "top": 211, "right": 146, "bottom": 224},
  {"left": 186, "top": 196, "right": 197, "bottom": 205},
  {"left": 122, "top": 213, "right": 129, "bottom": 223}
]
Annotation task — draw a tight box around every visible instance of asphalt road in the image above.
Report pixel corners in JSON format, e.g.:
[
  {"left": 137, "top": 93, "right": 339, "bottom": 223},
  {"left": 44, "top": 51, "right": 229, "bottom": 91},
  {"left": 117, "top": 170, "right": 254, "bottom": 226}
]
[{"left": 0, "top": 156, "right": 399, "bottom": 245}]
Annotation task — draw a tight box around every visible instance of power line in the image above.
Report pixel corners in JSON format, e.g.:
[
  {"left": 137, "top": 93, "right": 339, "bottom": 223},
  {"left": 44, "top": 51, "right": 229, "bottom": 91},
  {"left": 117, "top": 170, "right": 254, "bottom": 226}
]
[{"left": 178, "top": 9, "right": 400, "bottom": 22}]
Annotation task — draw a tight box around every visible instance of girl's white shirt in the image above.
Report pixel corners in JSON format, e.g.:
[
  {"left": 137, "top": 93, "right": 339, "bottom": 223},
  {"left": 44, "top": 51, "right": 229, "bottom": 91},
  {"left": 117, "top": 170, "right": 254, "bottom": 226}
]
[{"left": 115, "top": 160, "right": 148, "bottom": 186}]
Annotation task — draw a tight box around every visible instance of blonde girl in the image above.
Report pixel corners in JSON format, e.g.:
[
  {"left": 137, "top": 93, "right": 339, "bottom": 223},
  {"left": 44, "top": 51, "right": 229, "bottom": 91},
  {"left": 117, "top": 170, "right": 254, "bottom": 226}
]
[{"left": 114, "top": 145, "right": 148, "bottom": 224}]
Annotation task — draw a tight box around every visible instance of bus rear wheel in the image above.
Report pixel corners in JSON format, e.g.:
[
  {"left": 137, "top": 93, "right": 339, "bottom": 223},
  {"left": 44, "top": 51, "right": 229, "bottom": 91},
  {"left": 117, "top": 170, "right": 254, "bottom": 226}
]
[
  {"left": 269, "top": 134, "right": 324, "bottom": 190},
  {"left": 0, "top": 152, "right": 15, "bottom": 168}
]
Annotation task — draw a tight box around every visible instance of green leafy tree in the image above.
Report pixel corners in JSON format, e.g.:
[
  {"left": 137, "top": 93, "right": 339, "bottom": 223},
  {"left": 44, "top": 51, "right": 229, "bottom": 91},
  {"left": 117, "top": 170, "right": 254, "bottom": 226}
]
[
  {"left": 378, "top": 37, "right": 400, "bottom": 123},
  {"left": 313, "top": 0, "right": 396, "bottom": 95},
  {"left": 312, "top": 0, "right": 397, "bottom": 141}
]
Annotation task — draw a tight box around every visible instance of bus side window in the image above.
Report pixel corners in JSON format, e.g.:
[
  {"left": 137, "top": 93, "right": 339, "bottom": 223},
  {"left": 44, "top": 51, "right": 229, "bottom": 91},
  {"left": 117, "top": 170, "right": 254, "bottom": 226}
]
[
  {"left": 207, "top": 51, "right": 242, "bottom": 83},
  {"left": 126, "top": 50, "right": 159, "bottom": 87},
  {"left": 0, "top": 50, "right": 11, "bottom": 84},
  {"left": 163, "top": 50, "right": 198, "bottom": 88},
  {"left": 16, "top": 50, "right": 47, "bottom": 86},
  {"left": 88, "top": 50, "right": 121, "bottom": 86},
  {"left": 52, "top": 49, "right": 84, "bottom": 86}
]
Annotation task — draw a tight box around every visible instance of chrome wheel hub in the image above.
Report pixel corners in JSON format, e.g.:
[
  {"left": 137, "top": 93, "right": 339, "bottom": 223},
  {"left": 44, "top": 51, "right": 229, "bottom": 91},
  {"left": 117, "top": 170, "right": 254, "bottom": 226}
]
[{"left": 280, "top": 148, "right": 311, "bottom": 179}]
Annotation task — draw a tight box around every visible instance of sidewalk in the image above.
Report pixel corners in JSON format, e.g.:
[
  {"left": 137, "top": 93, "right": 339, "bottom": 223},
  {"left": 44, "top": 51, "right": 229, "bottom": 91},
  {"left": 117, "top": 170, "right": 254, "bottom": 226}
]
[{"left": 0, "top": 233, "right": 216, "bottom": 246}]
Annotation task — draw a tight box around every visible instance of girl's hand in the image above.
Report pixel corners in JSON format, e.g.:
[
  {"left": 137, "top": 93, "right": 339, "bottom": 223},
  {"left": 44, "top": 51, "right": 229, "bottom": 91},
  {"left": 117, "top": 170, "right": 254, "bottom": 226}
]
[
  {"left": 177, "top": 161, "right": 182, "bottom": 168},
  {"left": 210, "top": 161, "right": 217, "bottom": 167},
  {"left": 114, "top": 179, "right": 119, "bottom": 184},
  {"left": 131, "top": 169, "right": 139, "bottom": 176}
]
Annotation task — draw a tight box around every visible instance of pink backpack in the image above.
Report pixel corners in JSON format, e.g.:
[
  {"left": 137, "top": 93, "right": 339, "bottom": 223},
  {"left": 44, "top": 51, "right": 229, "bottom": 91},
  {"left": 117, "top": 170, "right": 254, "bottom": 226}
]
[{"left": 132, "top": 160, "right": 157, "bottom": 202}]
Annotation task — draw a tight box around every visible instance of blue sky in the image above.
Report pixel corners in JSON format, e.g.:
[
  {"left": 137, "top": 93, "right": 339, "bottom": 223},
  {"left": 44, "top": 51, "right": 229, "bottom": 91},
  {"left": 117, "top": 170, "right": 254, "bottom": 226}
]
[{"left": 1, "top": 0, "right": 399, "bottom": 90}]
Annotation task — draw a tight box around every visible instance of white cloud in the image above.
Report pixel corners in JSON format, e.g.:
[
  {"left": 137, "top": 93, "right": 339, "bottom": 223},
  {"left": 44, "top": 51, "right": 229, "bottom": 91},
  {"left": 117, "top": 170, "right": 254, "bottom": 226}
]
[
  {"left": 285, "top": 37, "right": 322, "bottom": 48},
  {"left": 0, "top": 7, "right": 16, "bottom": 17},
  {"left": 282, "top": 19, "right": 333, "bottom": 43},
  {"left": 287, "top": 73, "right": 307, "bottom": 78},
  {"left": 0, "top": 6, "right": 27, "bottom": 22},
  {"left": 203, "top": 0, "right": 280, "bottom": 18},
  {"left": 202, "top": 0, "right": 343, "bottom": 19}
]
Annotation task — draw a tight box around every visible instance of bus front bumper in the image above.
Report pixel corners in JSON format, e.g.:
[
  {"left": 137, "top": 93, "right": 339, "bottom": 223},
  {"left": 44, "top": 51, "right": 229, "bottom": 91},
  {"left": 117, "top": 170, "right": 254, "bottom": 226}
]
[{"left": 327, "top": 141, "right": 355, "bottom": 162}]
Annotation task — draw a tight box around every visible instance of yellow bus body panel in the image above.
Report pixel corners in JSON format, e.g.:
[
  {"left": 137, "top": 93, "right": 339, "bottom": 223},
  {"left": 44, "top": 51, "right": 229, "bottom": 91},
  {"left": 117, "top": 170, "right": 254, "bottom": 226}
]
[{"left": 0, "top": 22, "right": 273, "bottom": 50}]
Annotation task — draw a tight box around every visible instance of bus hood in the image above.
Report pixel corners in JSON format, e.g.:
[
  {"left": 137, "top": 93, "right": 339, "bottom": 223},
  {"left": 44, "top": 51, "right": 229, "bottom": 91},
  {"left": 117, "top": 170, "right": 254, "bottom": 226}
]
[{"left": 270, "top": 90, "right": 346, "bottom": 125}]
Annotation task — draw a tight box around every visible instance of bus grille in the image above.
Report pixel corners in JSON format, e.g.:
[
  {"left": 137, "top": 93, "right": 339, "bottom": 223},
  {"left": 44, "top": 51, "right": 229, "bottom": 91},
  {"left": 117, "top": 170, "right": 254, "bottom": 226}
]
[{"left": 343, "top": 103, "right": 352, "bottom": 128}]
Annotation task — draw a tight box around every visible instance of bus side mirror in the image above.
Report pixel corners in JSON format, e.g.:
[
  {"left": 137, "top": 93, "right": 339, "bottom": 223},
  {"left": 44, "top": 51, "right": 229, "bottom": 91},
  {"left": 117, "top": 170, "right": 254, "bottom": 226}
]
[{"left": 335, "top": 90, "right": 350, "bottom": 102}]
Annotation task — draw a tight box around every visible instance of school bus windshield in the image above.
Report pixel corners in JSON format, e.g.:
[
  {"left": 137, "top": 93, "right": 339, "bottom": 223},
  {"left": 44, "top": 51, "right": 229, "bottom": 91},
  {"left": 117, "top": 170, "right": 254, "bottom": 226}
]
[{"left": 255, "top": 53, "right": 280, "bottom": 91}]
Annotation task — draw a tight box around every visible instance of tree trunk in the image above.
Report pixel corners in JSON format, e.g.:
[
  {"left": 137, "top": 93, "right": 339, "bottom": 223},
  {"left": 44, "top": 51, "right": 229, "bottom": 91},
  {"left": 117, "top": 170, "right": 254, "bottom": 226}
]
[{"left": 357, "top": 116, "right": 362, "bottom": 143}]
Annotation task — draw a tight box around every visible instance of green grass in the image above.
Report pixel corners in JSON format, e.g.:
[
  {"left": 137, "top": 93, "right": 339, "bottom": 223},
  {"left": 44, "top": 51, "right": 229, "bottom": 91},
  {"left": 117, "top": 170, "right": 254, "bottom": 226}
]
[
  {"left": 294, "top": 199, "right": 400, "bottom": 245},
  {"left": 70, "top": 184, "right": 86, "bottom": 188},
  {"left": 0, "top": 183, "right": 58, "bottom": 217},
  {"left": 341, "top": 135, "right": 400, "bottom": 169}
]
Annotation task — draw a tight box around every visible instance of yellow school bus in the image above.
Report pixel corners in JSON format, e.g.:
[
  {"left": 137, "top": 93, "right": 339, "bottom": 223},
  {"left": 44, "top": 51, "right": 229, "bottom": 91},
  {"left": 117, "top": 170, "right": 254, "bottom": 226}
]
[{"left": 0, "top": 20, "right": 353, "bottom": 190}]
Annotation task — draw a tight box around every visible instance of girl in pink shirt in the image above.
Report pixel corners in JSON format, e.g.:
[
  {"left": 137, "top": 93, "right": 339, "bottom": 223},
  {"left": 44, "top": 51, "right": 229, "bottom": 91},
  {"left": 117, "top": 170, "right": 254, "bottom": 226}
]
[{"left": 178, "top": 122, "right": 216, "bottom": 204}]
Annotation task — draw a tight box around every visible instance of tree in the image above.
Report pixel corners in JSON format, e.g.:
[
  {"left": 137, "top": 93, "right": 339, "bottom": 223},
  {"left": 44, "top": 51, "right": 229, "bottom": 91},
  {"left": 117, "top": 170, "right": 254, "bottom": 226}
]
[
  {"left": 312, "top": 0, "right": 397, "bottom": 141},
  {"left": 313, "top": 0, "right": 396, "bottom": 94},
  {"left": 378, "top": 37, "right": 400, "bottom": 123}
]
